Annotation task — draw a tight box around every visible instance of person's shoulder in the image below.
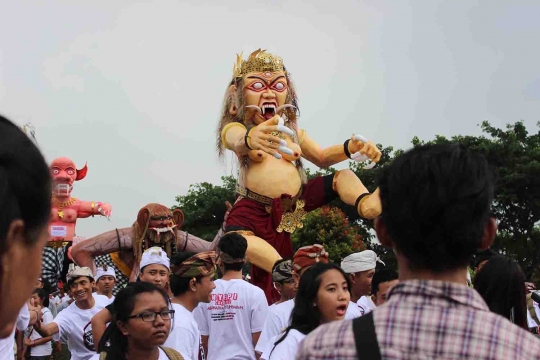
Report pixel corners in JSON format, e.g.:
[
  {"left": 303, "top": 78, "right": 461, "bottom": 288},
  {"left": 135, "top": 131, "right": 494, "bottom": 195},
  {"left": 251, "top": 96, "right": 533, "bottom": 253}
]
[
  {"left": 476, "top": 311, "right": 540, "bottom": 352},
  {"left": 297, "top": 319, "right": 355, "bottom": 358}
]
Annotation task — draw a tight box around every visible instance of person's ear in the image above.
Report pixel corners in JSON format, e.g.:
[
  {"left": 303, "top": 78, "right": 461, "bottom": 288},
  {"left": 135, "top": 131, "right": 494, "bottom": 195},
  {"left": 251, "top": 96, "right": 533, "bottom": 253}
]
[
  {"left": 478, "top": 217, "right": 497, "bottom": 251},
  {"left": 117, "top": 320, "right": 129, "bottom": 336},
  {"left": 374, "top": 217, "right": 393, "bottom": 248}
]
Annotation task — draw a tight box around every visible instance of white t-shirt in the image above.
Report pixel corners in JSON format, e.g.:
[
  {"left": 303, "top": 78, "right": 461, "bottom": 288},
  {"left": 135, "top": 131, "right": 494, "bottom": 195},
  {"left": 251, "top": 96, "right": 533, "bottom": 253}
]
[
  {"left": 164, "top": 303, "right": 201, "bottom": 360},
  {"left": 357, "top": 296, "right": 376, "bottom": 316},
  {"left": 255, "top": 299, "right": 359, "bottom": 354},
  {"left": 53, "top": 294, "right": 113, "bottom": 360},
  {"left": 89, "top": 347, "right": 170, "bottom": 360},
  {"left": 26, "top": 307, "right": 54, "bottom": 356},
  {"left": 260, "top": 329, "right": 306, "bottom": 360},
  {"left": 193, "top": 279, "right": 268, "bottom": 360},
  {"left": 527, "top": 301, "right": 540, "bottom": 327},
  {"left": 0, "top": 305, "right": 30, "bottom": 360}
]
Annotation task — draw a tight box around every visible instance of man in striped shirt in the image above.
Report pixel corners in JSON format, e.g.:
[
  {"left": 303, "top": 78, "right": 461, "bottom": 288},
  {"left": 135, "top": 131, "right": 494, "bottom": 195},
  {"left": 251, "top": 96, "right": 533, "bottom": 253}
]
[{"left": 297, "top": 144, "right": 540, "bottom": 360}]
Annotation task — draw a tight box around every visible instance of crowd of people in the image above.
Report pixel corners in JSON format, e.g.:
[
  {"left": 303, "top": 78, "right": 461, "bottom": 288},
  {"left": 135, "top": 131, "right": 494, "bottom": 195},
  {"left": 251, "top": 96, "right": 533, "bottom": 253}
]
[{"left": 2, "top": 111, "right": 540, "bottom": 360}]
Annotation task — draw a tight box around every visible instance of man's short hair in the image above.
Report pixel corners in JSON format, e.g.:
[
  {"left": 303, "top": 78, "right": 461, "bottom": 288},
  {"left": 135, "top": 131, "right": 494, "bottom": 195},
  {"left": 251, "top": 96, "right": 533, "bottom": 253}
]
[
  {"left": 372, "top": 269, "right": 398, "bottom": 295},
  {"left": 378, "top": 144, "right": 494, "bottom": 272},
  {"left": 218, "top": 232, "right": 247, "bottom": 271}
]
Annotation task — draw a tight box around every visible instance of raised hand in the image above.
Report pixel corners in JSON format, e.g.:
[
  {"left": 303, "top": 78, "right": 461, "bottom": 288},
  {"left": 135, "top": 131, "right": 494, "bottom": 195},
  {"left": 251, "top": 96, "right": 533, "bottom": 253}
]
[
  {"left": 349, "top": 134, "right": 382, "bottom": 169},
  {"left": 245, "top": 115, "right": 294, "bottom": 159},
  {"left": 98, "top": 203, "right": 112, "bottom": 219}
]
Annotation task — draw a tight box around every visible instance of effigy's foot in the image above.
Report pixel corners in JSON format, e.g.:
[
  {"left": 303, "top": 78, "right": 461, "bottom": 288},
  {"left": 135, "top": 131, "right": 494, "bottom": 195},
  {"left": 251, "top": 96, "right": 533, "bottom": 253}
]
[
  {"left": 357, "top": 188, "right": 382, "bottom": 220},
  {"left": 232, "top": 231, "right": 282, "bottom": 273}
]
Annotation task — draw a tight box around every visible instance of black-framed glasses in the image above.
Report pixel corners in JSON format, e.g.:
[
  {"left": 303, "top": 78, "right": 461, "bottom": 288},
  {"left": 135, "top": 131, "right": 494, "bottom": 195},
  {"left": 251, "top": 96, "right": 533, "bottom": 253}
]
[{"left": 128, "top": 309, "right": 175, "bottom": 322}]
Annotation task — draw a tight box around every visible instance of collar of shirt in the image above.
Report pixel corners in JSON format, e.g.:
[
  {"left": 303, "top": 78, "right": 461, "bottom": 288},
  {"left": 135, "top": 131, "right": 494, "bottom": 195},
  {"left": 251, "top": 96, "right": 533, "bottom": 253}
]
[{"left": 386, "top": 279, "right": 489, "bottom": 311}]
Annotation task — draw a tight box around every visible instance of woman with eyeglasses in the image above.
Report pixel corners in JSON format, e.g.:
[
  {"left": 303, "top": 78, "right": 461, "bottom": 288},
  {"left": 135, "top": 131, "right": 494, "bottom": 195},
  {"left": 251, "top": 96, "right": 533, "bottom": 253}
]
[{"left": 92, "top": 282, "right": 184, "bottom": 360}]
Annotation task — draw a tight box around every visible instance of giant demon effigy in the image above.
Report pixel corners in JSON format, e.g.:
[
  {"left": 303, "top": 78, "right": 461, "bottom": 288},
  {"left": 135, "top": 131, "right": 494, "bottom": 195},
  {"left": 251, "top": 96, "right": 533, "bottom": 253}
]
[
  {"left": 42, "top": 157, "right": 112, "bottom": 290},
  {"left": 218, "top": 49, "right": 383, "bottom": 302}
]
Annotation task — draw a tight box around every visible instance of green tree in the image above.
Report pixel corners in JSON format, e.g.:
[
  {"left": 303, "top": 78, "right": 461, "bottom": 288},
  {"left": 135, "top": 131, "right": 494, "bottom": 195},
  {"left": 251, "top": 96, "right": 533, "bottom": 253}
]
[
  {"left": 172, "top": 175, "right": 236, "bottom": 240},
  {"left": 291, "top": 206, "right": 365, "bottom": 263},
  {"left": 412, "top": 121, "right": 540, "bottom": 278},
  {"left": 304, "top": 144, "right": 400, "bottom": 268}
]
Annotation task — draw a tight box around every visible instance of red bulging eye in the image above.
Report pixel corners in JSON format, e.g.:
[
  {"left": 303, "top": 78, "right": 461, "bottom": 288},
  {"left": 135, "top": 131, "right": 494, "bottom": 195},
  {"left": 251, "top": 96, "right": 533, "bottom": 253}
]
[
  {"left": 53, "top": 169, "right": 59, "bottom": 175},
  {"left": 67, "top": 169, "right": 75, "bottom": 175}
]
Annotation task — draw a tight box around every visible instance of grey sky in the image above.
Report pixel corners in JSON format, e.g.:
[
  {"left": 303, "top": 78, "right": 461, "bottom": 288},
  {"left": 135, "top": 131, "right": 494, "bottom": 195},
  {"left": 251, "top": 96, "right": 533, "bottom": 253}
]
[{"left": 1, "top": 0, "right": 539, "bottom": 239}]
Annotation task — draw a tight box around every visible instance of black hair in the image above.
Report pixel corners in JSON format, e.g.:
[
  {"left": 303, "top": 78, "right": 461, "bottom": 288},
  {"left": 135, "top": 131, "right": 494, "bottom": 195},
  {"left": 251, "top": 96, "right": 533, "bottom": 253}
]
[
  {"left": 474, "top": 248, "right": 498, "bottom": 269},
  {"left": 218, "top": 232, "right": 247, "bottom": 272},
  {"left": 474, "top": 255, "right": 527, "bottom": 330},
  {"left": 378, "top": 144, "right": 494, "bottom": 272},
  {"left": 67, "top": 275, "right": 94, "bottom": 288},
  {"left": 32, "top": 288, "right": 49, "bottom": 307},
  {"left": 371, "top": 269, "right": 398, "bottom": 295},
  {"left": 0, "top": 116, "right": 51, "bottom": 285},
  {"left": 169, "top": 252, "right": 202, "bottom": 296},
  {"left": 271, "top": 263, "right": 351, "bottom": 356},
  {"left": 99, "top": 282, "right": 171, "bottom": 359}
]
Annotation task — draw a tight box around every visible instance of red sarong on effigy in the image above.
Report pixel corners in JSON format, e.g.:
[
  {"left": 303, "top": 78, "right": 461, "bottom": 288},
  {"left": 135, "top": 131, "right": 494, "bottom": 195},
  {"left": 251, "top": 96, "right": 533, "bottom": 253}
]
[{"left": 225, "top": 175, "right": 336, "bottom": 304}]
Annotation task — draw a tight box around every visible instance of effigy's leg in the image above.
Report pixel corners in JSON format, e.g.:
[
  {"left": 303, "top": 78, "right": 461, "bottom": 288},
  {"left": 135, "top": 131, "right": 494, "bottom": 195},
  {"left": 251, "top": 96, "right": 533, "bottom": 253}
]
[
  {"left": 333, "top": 169, "right": 382, "bottom": 219},
  {"left": 243, "top": 234, "right": 282, "bottom": 273}
]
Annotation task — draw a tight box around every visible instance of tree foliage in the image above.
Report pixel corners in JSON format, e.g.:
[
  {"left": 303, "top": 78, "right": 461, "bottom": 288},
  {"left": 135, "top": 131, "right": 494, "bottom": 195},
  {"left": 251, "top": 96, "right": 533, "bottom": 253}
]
[
  {"left": 291, "top": 206, "right": 365, "bottom": 263},
  {"left": 172, "top": 176, "right": 236, "bottom": 241},
  {"left": 412, "top": 121, "right": 540, "bottom": 278}
]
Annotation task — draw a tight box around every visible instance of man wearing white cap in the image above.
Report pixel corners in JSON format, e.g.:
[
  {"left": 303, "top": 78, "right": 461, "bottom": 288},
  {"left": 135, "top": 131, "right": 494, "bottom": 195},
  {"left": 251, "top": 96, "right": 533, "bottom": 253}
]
[
  {"left": 90, "top": 246, "right": 171, "bottom": 348},
  {"left": 341, "top": 250, "right": 384, "bottom": 315},
  {"left": 94, "top": 265, "right": 116, "bottom": 299},
  {"left": 34, "top": 265, "right": 113, "bottom": 360}
]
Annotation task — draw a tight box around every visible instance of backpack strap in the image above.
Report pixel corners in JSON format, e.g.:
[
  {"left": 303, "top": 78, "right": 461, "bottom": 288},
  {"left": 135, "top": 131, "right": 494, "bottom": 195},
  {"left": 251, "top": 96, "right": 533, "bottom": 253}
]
[
  {"left": 527, "top": 293, "right": 540, "bottom": 325},
  {"left": 352, "top": 312, "right": 381, "bottom": 360},
  {"left": 160, "top": 346, "right": 185, "bottom": 360}
]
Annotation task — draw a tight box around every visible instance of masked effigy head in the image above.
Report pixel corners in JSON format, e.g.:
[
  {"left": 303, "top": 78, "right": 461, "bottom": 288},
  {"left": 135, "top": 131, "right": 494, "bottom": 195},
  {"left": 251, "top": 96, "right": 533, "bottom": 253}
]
[
  {"left": 132, "top": 203, "right": 184, "bottom": 262},
  {"left": 217, "top": 49, "right": 300, "bottom": 157},
  {"left": 50, "top": 157, "right": 88, "bottom": 197}
]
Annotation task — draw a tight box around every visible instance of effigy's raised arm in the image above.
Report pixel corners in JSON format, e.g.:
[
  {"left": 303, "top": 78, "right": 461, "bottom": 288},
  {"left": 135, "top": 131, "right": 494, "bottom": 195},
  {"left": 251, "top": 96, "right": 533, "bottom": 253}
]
[{"left": 70, "top": 227, "right": 132, "bottom": 273}]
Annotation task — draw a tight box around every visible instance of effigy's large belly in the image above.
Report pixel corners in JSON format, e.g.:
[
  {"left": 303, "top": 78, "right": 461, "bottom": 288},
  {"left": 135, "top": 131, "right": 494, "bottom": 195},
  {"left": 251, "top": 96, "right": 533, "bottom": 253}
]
[{"left": 246, "top": 158, "right": 302, "bottom": 198}]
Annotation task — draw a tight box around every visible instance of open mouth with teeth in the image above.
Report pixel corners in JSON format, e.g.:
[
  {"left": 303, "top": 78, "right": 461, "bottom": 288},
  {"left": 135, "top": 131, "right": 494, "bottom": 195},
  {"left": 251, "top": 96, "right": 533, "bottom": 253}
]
[{"left": 260, "top": 102, "right": 277, "bottom": 120}]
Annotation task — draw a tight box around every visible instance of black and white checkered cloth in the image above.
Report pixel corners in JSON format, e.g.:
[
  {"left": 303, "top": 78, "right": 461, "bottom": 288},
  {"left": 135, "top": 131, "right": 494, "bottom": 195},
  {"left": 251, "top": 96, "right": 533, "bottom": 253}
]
[
  {"left": 95, "top": 254, "right": 129, "bottom": 295},
  {"left": 41, "top": 247, "right": 65, "bottom": 292}
]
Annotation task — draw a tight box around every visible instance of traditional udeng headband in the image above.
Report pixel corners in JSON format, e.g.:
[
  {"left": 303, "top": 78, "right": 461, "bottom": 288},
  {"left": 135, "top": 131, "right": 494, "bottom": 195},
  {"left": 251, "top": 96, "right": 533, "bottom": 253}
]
[
  {"left": 174, "top": 251, "right": 217, "bottom": 278},
  {"left": 272, "top": 259, "right": 293, "bottom": 283},
  {"left": 233, "top": 49, "right": 285, "bottom": 78},
  {"left": 217, "top": 249, "right": 246, "bottom": 264},
  {"left": 293, "top": 244, "right": 329, "bottom": 273}
]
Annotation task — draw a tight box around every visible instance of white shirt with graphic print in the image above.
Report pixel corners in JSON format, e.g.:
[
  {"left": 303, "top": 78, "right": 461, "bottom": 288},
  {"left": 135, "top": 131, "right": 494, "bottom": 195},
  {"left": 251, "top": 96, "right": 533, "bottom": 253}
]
[
  {"left": 193, "top": 279, "right": 268, "bottom": 360},
  {"left": 52, "top": 294, "right": 113, "bottom": 360}
]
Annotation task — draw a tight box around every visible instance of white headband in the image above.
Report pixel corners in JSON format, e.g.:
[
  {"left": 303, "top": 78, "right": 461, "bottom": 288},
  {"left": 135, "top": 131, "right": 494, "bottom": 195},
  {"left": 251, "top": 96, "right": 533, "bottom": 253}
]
[
  {"left": 140, "top": 246, "right": 170, "bottom": 270},
  {"left": 95, "top": 266, "right": 116, "bottom": 281},
  {"left": 341, "top": 250, "right": 385, "bottom": 273}
]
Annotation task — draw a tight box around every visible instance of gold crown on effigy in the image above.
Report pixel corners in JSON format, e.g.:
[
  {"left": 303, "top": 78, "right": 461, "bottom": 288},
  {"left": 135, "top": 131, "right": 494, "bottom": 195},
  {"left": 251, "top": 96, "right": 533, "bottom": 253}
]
[{"left": 233, "top": 49, "right": 285, "bottom": 78}]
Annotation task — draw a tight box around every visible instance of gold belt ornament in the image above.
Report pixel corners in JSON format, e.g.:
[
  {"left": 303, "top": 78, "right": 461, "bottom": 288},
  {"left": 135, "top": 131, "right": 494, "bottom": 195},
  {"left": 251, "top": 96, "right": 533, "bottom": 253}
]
[
  {"left": 236, "top": 185, "right": 273, "bottom": 205},
  {"left": 276, "top": 199, "right": 307, "bottom": 234},
  {"left": 46, "top": 240, "right": 71, "bottom": 249}
]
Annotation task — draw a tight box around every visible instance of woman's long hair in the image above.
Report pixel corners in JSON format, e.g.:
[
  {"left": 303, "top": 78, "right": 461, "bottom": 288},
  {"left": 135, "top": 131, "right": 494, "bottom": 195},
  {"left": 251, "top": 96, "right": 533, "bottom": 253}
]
[
  {"left": 98, "top": 282, "right": 171, "bottom": 359},
  {"left": 271, "top": 263, "right": 351, "bottom": 355},
  {"left": 474, "top": 255, "right": 528, "bottom": 330}
]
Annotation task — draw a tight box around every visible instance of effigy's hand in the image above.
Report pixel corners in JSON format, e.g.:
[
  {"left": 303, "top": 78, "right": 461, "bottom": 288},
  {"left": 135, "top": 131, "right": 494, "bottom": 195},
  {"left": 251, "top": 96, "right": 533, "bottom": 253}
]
[
  {"left": 98, "top": 203, "right": 112, "bottom": 219},
  {"left": 246, "top": 115, "right": 294, "bottom": 159},
  {"left": 349, "top": 134, "right": 382, "bottom": 169}
]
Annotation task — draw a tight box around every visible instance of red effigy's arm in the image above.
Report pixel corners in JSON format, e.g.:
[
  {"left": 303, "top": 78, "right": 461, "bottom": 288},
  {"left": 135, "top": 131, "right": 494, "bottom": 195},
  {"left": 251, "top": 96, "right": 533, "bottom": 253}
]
[{"left": 78, "top": 200, "right": 112, "bottom": 219}]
